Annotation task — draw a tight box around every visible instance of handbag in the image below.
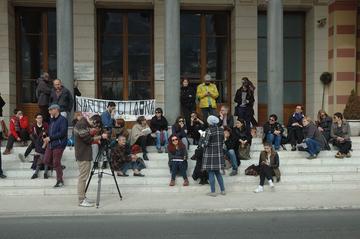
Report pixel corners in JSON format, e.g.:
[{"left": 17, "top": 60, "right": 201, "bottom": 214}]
[{"left": 245, "top": 164, "right": 259, "bottom": 176}]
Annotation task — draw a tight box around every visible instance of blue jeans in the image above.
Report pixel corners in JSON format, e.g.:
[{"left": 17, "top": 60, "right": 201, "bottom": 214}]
[
  {"left": 266, "top": 133, "right": 282, "bottom": 150},
  {"left": 207, "top": 170, "right": 225, "bottom": 193},
  {"left": 156, "top": 130, "right": 169, "bottom": 149},
  {"left": 170, "top": 161, "right": 188, "bottom": 180},
  {"left": 121, "top": 161, "right": 141, "bottom": 174},
  {"left": 305, "top": 138, "right": 320, "bottom": 156},
  {"left": 225, "top": 149, "right": 238, "bottom": 171}
]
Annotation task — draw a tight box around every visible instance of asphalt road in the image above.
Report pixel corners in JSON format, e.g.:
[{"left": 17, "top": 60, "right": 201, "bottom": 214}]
[{"left": 1, "top": 210, "right": 360, "bottom": 239}]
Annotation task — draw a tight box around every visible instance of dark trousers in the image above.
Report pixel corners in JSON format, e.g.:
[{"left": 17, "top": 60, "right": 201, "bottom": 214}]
[
  {"left": 170, "top": 161, "right": 188, "bottom": 180},
  {"left": 181, "top": 105, "right": 195, "bottom": 126},
  {"left": 0, "top": 149, "right": 3, "bottom": 175},
  {"left": 44, "top": 147, "right": 65, "bottom": 181},
  {"left": 288, "top": 127, "right": 303, "bottom": 146},
  {"left": 333, "top": 140, "right": 352, "bottom": 154},
  {"left": 39, "top": 105, "right": 50, "bottom": 123},
  {"left": 24, "top": 142, "right": 35, "bottom": 158},
  {"left": 259, "top": 164, "right": 273, "bottom": 186},
  {"left": 201, "top": 107, "right": 217, "bottom": 123},
  {"left": 6, "top": 129, "right": 29, "bottom": 150},
  {"left": 135, "top": 135, "right": 153, "bottom": 154},
  {"left": 236, "top": 106, "right": 252, "bottom": 132}
]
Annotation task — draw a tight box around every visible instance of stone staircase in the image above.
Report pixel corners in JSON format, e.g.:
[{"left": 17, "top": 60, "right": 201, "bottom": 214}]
[{"left": 1, "top": 137, "right": 360, "bottom": 196}]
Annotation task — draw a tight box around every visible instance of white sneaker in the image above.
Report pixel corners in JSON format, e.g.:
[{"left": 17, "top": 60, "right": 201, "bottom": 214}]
[
  {"left": 269, "top": 180, "right": 274, "bottom": 188},
  {"left": 84, "top": 197, "right": 95, "bottom": 204},
  {"left": 79, "top": 200, "right": 94, "bottom": 207},
  {"left": 18, "top": 153, "right": 26, "bottom": 163},
  {"left": 254, "top": 186, "right": 264, "bottom": 193}
]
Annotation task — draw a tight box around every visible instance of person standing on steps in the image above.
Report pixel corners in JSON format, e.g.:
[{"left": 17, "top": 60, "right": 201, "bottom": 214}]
[
  {"left": 180, "top": 78, "right": 196, "bottom": 126},
  {"left": 101, "top": 102, "right": 116, "bottom": 131},
  {"left": 49, "top": 79, "right": 73, "bottom": 120},
  {"left": 196, "top": 74, "right": 219, "bottom": 121},
  {"left": 254, "top": 143, "right": 280, "bottom": 193},
  {"left": 234, "top": 77, "right": 255, "bottom": 132},
  {"left": 202, "top": 115, "right": 226, "bottom": 197},
  {"left": 36, "top": 72, "right": 52, "bottom": 122},
  {"left": 43, "top": 104, "right": 68, "bottom": 188}
]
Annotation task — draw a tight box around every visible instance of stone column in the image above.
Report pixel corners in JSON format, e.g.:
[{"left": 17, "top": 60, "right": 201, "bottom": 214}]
[
  {"left": 164, "top": 0, "right": 180, "bottom": 124},
  {"left": 56, "top": 0, "right": 74, "bottom": 105},
  {"left": 267, "top": 0, "right": 284, "bottom": 122}
]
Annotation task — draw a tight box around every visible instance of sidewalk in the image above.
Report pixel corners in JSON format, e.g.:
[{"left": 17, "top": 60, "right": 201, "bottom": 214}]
[{"left": 1, "top": 190, "right": 360, "bottom": 217}]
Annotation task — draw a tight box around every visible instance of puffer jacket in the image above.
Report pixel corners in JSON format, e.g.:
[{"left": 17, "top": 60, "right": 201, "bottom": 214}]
[{"left": 48, "top": 114, "right": 68, "bottom": 149}]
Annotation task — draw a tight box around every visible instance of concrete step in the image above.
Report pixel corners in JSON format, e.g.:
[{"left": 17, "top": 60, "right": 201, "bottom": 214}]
[
  {"left": 1, "top": 180, "right": 360, "bottom": 196},
  {"left": 4, "top": 164, "right": 360, "bottom": 178},
  {"left": 0, "top": 172, "right": 359, "bottom": 187}
]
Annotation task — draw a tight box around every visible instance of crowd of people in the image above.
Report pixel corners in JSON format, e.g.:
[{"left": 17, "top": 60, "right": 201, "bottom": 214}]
[{"left": 0, "top": 74, "right": 354, "bottom": 207}]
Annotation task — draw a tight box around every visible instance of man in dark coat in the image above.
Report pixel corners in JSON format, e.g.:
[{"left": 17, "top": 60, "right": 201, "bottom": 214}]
[
  {"left": 36, "top": 72, "right": 52, "bottom": 122},
  {"left": 302, "top": 116, "right": 328, "bottom": 160},
  {"left": 287, "top": 105, "right": 304, "bottom": 151},
  {"left": 180, "top": 78, "right": 196, "bottom": 126},
  {"left": 43, "top": 104, "right": 68, "bottom": 188},
  {"left": 49, "top": 79, "right": 73, "bottom": 120}
]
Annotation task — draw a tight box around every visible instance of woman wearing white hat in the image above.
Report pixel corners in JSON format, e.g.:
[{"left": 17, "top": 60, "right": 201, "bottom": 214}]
[{"left": 202, "top": 115, "right": 226, "bottom": 197}]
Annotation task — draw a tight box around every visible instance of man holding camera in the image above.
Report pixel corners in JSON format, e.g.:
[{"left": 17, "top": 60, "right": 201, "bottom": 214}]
[{"left": 74, "top": 114, "right": 108, "bottom": 207}]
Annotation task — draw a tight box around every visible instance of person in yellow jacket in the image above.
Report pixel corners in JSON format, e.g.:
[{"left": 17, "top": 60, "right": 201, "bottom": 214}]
[{"left": 196, "top": 74, "right": 219, "bottom": 121}]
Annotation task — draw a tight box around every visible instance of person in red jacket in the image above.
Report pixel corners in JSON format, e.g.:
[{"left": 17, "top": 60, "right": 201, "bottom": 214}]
[{"left": 3, "top": 109, "right": 30, "bottom": 155}]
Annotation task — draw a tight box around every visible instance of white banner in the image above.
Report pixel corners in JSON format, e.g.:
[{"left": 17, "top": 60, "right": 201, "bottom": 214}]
[{"left": 76, "top": 96, "right": 156, "bottom": 121}]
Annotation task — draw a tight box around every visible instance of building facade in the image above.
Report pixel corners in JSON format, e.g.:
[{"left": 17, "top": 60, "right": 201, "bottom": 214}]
[{"left": 0, "top": 0, "right": 359, "bottom": 125}]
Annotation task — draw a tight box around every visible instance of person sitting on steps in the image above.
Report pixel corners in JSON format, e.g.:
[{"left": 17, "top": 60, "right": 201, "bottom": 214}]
[
  {"left": 3, "top": 109, "right": 30, "bottom": 155},
  {"left": 330, "top": 112, "right": 352, "bottom": 159},
  {"left": 287, "top": 105, "right": 304, "bottom": 151},
  {"left": 168, "top": 134, "right": 189, "bottom": 187},
  {"left": 263, "top": 114, "right": 284, "bottom": 151},
  {"left": 150, "top": 108, "right": 169, "bottom": 153}
]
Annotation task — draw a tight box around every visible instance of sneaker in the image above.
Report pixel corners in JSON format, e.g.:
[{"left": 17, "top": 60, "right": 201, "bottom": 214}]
[
  {"left": 134, "top": 173, "right": 145, "bottom": 177},
  {"left": 44, "top": 173, "right": 49, "bottom": 179},
  {"left": 169, "top": 179, "right": 175, "bottom": 186},
  {"left": 79, "top": 200, "right": 94, "bottom": 207},
  {"left": 183, "top": 179, "right": 189, "bottom": 186},
  {"left": 291, "top": 146, "right": 296, "bottom": 151},
  {"left": 117, "top": 172, "right": 129, "bottom": 177},
  {"left": 346, "top": 152, "right": 352, "bottom": 158},
  {"left": 0, "top": 174, "right": 7, "bottom": 179},
  {"left": 206, "top": 192, "right": 217, "bottom": 197},
  {"left": 335, "top": 152, "right": 345, "bottom": 159},
  {"left": 84, "top": 197, "right": 95, "bottom": 204},
  {"left": 31, "top": 174, "right": 38, "bottom": 179},
  {"left": 18, "top": 153, "right": 26, "bottom": 162},
  {"left": 229, "top": 170, "right": 238, "bottom": 176},
  {"left": 307, "top": 155, "right": 317, "bottom": 160},
  {"left": 269, "top": 180, "right": 275, "bottom": 188},
  {"left": 54, "top": 180, "right": 64, "bottom": 188},
  {"left": 157, "top": 148, "right": 163, "bottom": 153},
  {"left": 254, "top": 185, "right": 264, "bottom": 193},
  {"left": 220, "top": 191, "right": 226, "bottom": 196}
]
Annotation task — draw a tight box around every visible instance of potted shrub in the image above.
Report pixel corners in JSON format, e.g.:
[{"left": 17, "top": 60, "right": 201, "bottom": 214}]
[{"left": 343, "top": 89, "right": 360, "bottom": 136}]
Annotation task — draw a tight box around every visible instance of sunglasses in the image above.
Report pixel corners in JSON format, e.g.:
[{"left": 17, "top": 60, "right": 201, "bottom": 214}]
[
  {"left": 179, "top": 120, "right": 184, "bottom": 122},
  {"left": 172, "top": 138, "right": 178, "bottom": 142},
  {"left": 269, "top": 119, "right": 275, "bottom": 121},
  {"left": 155, "top": 112, "right": 161, "bottom": 114}
]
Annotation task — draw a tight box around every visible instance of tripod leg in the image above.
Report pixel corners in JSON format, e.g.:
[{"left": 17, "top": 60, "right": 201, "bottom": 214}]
[
  {"left": 108, "top": 161, "right": 123, "bottom": 200},
  {"left": 85, "top": 163, "right": 97, "bottom": 193},
  {"left": 96, "top": 170, "right": 103, "bottom": 208}
]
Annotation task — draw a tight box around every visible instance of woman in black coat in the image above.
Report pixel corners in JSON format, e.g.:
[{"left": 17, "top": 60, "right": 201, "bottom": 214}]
[
  {"left": 234, "top": 78, "right": 255, "bottom": 132},
  {"left": 180, "top": 78, "right": 196, "bottom": 126},
  {"left": 316, "top": 110, "right": 332, "bottom": 142}
]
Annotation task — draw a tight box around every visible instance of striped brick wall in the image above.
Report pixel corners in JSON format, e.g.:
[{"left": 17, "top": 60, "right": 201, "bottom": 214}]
[
  {"left": 357, "top": 5, "right": 360, "bottom": 96},
  {"left": 328, "top": 0, "right": 357, "bottom": 114}
]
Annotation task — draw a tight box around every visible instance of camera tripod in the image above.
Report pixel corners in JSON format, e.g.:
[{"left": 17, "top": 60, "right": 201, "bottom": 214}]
[{"left": 85, "top": 141, "right": 122, "bottom": 208}]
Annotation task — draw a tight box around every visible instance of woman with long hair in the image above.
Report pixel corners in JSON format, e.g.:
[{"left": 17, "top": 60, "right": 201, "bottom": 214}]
[
  {"left": 331, "top": 112, "right": 352, "bottom": 158},
  {"left": 167, "top": 134, "right": 189, "bottom": 186},
  {"left": 233, "top": 118, "right": 252, "bottom": 161},
  {"left": 316, "top": 110, "right": 332, "bottom": 142},
  {"left": 172, "top": 116, "right": 189, "bottom": 149},
  {"left": 254, "top": 142, "right": 281, "bottom": 193}
]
